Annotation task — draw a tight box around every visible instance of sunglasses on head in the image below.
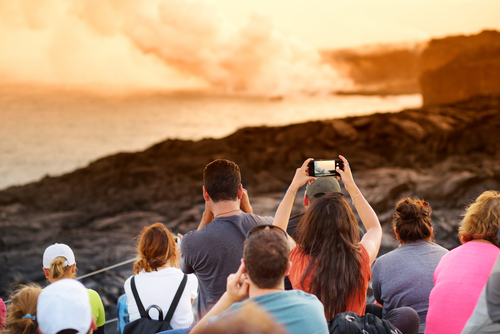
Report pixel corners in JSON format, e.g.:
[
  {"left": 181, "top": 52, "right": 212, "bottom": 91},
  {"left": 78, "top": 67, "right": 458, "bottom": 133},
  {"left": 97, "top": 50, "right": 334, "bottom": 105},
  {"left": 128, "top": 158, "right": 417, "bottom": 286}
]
[
  {"left": 312, "top": 192, "right": 344, "bottom": 199},
  {"left": 246, "top": 224, "right": 288, "bottom": 239}
]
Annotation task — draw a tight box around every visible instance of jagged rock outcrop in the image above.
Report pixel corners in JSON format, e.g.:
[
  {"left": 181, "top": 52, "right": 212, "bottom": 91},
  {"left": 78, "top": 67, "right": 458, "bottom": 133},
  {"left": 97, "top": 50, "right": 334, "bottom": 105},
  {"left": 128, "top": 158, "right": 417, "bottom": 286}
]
[{"left": 420, "top": 30, "right": 500, "bottom": 106}]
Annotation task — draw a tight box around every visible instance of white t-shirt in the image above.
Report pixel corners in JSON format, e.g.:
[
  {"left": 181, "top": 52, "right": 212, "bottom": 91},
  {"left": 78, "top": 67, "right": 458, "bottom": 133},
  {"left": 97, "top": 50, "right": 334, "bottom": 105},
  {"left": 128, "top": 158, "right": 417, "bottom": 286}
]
[{"left": 124, "top": 267, "right": 199, "bottom": 328}]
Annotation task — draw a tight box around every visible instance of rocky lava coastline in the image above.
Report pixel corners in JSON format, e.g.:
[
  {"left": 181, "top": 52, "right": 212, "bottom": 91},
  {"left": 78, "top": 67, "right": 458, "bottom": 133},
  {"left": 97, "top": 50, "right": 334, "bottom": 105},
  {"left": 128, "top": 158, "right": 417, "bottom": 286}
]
[{"left": 1, "top": 95, "right": 500, "bottom": 327}]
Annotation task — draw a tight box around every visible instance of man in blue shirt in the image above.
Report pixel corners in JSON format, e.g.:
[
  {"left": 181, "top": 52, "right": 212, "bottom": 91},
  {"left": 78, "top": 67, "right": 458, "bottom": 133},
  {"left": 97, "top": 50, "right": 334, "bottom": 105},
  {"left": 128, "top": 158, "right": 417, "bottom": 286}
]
[{"left": 190, "top": 225, "right": 328, "bottom": 334}]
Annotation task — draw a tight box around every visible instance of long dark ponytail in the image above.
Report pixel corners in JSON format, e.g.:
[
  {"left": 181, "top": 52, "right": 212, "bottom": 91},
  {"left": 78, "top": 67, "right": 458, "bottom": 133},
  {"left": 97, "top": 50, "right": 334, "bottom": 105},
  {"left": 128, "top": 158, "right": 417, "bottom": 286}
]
[{"left": 296, "top": 193, "right": 363, "bottom": 320}]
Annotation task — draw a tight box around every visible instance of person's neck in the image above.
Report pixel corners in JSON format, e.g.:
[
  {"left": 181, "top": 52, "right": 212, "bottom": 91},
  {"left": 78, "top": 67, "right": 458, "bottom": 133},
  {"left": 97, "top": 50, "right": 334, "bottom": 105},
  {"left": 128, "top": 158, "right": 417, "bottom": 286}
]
[
  {"left": 249, "top": 283, "right": 284, "bottom": 299},
  {"left": 469, "top": 239, "right": 494, "bottom": 245},
  {"left": 212, "top": 200, "right": 242, "bottom": 218}
]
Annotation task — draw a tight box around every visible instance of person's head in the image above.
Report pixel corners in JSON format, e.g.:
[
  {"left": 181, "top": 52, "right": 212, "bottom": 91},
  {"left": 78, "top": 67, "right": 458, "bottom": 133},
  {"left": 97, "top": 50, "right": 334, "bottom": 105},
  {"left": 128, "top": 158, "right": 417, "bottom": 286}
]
[
  {"left": 203, "top": 159, "right": 241, "bottom": 203},
  {"left": 133, "top": 222, "right": 177, "bottom": 274},
  {"left": 295, "top": 193, "right": 362, "bottom": 320},
  {"left": 459, "top": 190, "right": 500, "bottom": 245},
  {"left": 37, "top": 279, "right": 96, "bottom": 334},
  {"left": 3, "top": 284, "right": 41, "bottom": 334},
  {"left": 304, "top": 177, "right": 342, "bottom": 209},
  {"left": 243, "top": 226, "right": 290, "bottom": 289},
  {"left": 297, "top": 193, "right": 359, "bottom": 251},
  {"left": 200, "top": 301, "right": 286, "bottom": 334},
  {"left": 42, "top": 243, "right": 77, "bottom": 283},
  {"left": 392, "top": 197, "right": 434, "bottom": 244}
]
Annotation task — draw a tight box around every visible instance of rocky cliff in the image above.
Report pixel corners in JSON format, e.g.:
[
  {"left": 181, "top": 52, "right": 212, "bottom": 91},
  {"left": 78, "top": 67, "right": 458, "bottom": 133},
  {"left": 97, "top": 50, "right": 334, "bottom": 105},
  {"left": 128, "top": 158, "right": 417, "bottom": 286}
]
[
  {"left": 420, "top": 30, "right": 500, "bottom": 106},
  {"left": 1, "top": 95, "right": 500, "bottom": 325}
]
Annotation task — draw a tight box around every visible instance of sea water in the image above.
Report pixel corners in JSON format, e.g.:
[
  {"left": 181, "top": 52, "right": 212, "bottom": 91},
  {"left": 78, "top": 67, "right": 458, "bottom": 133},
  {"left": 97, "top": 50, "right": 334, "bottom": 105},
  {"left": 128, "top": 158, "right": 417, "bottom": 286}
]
[{"left": 0, "top": 84, "right": 421, "bottom": 190}]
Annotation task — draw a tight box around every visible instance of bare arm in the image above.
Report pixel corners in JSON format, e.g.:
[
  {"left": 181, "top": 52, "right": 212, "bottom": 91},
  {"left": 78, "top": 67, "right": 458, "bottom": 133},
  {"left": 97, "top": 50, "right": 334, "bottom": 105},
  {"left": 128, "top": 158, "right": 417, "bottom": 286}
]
[
  {"left": 190, "top": 262, "right": 249, "bottom": 334},
  {"left": 273, "top": 158, "right": 316, "bottom": 232},
  {"left": 337, "top": 155, "right": 382, "bottom": 265}
]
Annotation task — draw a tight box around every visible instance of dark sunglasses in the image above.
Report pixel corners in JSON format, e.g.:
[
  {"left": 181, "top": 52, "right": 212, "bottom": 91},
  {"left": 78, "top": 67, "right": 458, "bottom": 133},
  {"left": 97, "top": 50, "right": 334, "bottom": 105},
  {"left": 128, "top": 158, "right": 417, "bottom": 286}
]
[{"left": 246, "top": 224, "right": 288, "bottom": 239}]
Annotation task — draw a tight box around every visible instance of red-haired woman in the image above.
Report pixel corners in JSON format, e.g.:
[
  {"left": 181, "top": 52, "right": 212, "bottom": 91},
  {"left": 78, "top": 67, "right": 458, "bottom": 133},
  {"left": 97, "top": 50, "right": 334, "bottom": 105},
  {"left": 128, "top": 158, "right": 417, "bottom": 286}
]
[{"left": 124, "top": 223, "right": 199, "bottom": 329}]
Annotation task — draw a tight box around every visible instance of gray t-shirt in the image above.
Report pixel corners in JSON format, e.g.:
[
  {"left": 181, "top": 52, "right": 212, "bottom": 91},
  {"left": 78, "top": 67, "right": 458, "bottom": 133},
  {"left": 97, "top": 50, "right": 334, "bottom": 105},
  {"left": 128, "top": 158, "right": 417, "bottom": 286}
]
[
  {"left": 372, "top": 240, "right": 448, "bottom": 332},
  {"left": 180, "top": 213, "right": 272, "bottom": 319}
]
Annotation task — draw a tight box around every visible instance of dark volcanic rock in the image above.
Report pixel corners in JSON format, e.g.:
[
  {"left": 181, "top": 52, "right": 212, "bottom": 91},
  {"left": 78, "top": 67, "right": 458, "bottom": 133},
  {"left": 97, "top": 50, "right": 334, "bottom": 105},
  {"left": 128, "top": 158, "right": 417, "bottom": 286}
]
[
  {"left": 420, "top": 30, "right": 500, "bottom": 106},
  {"left": 1, "top": 95, "right": 500, "bottom": 329}
]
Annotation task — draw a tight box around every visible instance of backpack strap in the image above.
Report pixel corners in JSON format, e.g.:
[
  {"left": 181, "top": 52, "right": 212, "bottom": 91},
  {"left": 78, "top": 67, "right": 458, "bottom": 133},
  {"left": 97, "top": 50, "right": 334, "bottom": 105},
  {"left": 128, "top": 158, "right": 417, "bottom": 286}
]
[
  {"left": 130, "top": 275, "right": 149, "bottom": 319},
  {"left": 164, "top": 274, "right": 188, "bottom": 322}
]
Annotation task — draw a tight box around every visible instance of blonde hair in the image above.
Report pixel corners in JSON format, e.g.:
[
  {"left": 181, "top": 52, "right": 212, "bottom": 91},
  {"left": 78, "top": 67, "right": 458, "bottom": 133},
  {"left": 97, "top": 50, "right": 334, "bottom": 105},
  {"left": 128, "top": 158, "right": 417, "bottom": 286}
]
[
  {"left": 459, "top": 190, "right": 500, "bottom": 245},
  {"left": 49, "top": 256, "right": 76, "bottom": 280},
  {"left": 4, "top": 284, "right": 42, "bottom": 334}
]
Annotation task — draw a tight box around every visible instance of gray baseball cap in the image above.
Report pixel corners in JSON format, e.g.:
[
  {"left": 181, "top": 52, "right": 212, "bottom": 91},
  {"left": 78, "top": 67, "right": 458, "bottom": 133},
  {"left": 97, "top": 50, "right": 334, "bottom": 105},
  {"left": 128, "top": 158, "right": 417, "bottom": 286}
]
[{"left": 305, "top": 177, "right": 341, "bottom": 201}]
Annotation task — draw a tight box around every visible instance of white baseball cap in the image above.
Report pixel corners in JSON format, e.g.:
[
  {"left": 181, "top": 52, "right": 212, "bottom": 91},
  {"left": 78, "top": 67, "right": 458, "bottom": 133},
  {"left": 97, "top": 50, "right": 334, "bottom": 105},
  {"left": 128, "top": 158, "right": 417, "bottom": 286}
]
[
  {"left": 37, "top": 279, "right": 92, "bottom": 334},
  {"left": 43, "top": 243, "right": 76, "bottom": 269}
]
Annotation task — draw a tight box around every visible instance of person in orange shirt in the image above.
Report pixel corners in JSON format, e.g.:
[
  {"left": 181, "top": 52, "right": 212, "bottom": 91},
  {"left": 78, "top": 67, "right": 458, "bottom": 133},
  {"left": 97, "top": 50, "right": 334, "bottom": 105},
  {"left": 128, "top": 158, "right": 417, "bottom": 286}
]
[{"left": 273, "top": 156, "right": 419, "bottom": 334}]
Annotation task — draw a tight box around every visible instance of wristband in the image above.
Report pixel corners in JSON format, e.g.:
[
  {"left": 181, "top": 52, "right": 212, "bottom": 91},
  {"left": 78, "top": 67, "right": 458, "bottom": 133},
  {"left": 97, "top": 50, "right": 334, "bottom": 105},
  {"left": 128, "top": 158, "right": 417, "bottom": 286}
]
[{"left": 352, "top": 193, "right": 362, "bottom": 205}]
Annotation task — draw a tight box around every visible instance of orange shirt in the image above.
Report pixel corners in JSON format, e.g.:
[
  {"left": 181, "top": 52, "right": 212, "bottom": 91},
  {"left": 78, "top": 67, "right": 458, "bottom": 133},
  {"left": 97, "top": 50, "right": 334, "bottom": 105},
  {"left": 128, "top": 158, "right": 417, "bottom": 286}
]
[{"left": 288, "top": 244, "right": 371, "bottom": 316}]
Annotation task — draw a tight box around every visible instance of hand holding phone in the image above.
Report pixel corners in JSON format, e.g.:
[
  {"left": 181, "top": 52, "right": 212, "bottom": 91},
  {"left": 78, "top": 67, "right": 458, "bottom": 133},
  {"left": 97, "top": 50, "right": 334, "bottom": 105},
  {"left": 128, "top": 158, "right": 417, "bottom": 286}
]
[{"left": 307, "top": 158, "right": 344, "bottom": 177}]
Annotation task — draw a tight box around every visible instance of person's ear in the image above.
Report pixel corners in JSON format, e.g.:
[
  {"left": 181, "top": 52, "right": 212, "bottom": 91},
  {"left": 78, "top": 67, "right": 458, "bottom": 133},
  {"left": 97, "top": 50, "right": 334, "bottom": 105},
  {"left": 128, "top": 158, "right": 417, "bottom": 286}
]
[
  {"left": 43, "top": 268, "right": 50, "bottom": 278},
  {"left": 303, "top": 195, "right": 310, "bottom": 208},
  {"left": 71, "top": 263, "right": 76, "bottom": 274},
  {"left": 286, "top": 261, "right": 292, "bottom": 276},
  {"left": 394, "top": 229, "right": 400, "bottom": 241},
  {"left": 203, "top": 186, "right": 210, "bottom": 202},
  {"left": 429, "top": 227, "right": 434, "bottom": 240},
  {"left": 237, "top": 184, "right": 243, "bottom": 200},
  {"left": 241, "top": 259, "right": 247, "bottom": 273}
]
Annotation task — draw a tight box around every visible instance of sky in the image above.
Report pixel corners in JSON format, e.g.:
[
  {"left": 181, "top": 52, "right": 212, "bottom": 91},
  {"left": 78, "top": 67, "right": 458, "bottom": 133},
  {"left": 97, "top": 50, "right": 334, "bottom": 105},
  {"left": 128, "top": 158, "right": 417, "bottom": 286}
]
[
  {"left": 0, "top": 0, "right": 498, "bottom": 91},
  {"left": 212, "top": 0, "right": 500, "bottom": 48}
]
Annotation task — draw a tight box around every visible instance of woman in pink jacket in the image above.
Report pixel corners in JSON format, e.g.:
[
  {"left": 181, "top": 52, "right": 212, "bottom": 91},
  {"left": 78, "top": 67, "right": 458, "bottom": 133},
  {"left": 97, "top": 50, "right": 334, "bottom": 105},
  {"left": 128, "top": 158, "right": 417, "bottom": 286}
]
[{"left": 425, "top": 190, "right": 500, "bottom": 334}]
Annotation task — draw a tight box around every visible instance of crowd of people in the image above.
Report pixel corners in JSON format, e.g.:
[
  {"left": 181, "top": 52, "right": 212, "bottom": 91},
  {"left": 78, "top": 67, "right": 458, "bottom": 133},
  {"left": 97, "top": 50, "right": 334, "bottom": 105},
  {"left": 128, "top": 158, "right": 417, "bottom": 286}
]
[{"left": 1, "top": 157, "right": 500, "bottom": 334}]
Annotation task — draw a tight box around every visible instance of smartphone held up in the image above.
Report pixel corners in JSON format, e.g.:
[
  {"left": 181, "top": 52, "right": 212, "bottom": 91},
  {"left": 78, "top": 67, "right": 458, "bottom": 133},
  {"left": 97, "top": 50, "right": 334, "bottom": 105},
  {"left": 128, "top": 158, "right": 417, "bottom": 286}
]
[{"left": 308, "top": 159, "right": 344, "bottom": 177}]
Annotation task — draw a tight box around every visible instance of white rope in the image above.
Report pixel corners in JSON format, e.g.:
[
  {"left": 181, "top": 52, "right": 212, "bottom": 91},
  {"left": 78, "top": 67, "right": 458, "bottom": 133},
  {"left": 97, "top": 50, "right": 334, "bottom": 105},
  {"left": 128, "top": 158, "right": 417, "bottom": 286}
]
[
  {"left": 4, "top": 257, "right": 137, "bottom": 304},
  {"left": 76, "top": 258, "right": 137, "bottom": 280}
]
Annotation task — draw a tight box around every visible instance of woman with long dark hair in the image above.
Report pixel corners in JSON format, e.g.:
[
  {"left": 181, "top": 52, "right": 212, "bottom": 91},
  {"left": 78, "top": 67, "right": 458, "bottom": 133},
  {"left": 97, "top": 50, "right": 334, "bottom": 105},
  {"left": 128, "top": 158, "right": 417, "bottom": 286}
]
[
  {"left": 274, "top": 156, "right": 382, "bottom": 318},
  {"left": 273, "top": 157, "right": 419, "bottom": 334}
]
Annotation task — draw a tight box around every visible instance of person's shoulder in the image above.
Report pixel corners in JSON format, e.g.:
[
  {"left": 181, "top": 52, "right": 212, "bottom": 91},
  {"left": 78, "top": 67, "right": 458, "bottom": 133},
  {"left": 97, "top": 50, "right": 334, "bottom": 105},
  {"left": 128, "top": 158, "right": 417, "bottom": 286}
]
[
  {"left": 242, "top": 213, "right": 273, "bottom": 225},
  {"left": 87, "top": 288, "right": 101, "bottom": 299},
  {"left": 425, "top": 240, "right": 450, "bottom": 254},
  {"left": 285, "top": 290, "right": 321, "bottom": 303}
]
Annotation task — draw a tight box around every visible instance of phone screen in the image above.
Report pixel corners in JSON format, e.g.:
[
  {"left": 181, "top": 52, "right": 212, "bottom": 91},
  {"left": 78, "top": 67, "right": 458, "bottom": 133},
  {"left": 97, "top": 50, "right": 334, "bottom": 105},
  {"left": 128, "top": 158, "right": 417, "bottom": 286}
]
[{"left": 313, "top": 160, "right": 338, "bottom": 177}]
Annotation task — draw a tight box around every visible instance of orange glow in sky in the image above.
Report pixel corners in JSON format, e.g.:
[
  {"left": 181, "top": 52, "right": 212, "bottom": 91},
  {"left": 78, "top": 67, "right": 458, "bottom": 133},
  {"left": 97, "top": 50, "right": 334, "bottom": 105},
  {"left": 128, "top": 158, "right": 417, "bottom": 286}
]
[
  {"left": 0, "top": 0, "right": 498, "bottom": 91},
  {"left": 213, "top": 0, "right": 500, "bottom": 48}
]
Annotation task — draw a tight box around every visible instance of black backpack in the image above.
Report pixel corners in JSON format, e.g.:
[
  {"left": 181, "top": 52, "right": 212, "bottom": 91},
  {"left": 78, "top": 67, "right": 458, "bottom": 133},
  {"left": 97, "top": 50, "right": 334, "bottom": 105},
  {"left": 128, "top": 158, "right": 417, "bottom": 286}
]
[
  {"left": 328, "top": 312, "right": 402, "bottom": 334},
  {"left": 123, "top": 274, "right": 188, "bottom": 334}
]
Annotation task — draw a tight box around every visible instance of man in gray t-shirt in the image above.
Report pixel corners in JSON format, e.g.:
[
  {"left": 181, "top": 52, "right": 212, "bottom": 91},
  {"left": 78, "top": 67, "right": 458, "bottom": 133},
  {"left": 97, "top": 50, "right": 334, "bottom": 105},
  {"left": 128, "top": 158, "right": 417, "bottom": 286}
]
[{"left": 180, "top": 159, "right": 271, "bottom": 319}]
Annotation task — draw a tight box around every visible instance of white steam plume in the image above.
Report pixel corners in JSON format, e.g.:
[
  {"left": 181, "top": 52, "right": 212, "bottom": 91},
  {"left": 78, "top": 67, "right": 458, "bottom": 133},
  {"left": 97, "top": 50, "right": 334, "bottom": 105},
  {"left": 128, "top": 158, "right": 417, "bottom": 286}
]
[{"left": 0, "top": 0, "right": 350, "bottom": 95}]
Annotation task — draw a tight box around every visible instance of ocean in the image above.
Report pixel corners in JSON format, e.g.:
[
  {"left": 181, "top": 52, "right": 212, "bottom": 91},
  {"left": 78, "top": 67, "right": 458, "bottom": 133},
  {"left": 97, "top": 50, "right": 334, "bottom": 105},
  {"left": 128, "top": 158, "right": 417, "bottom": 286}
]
[{"left": 0, "top": 84, "right": 421, "bottom": 190}]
